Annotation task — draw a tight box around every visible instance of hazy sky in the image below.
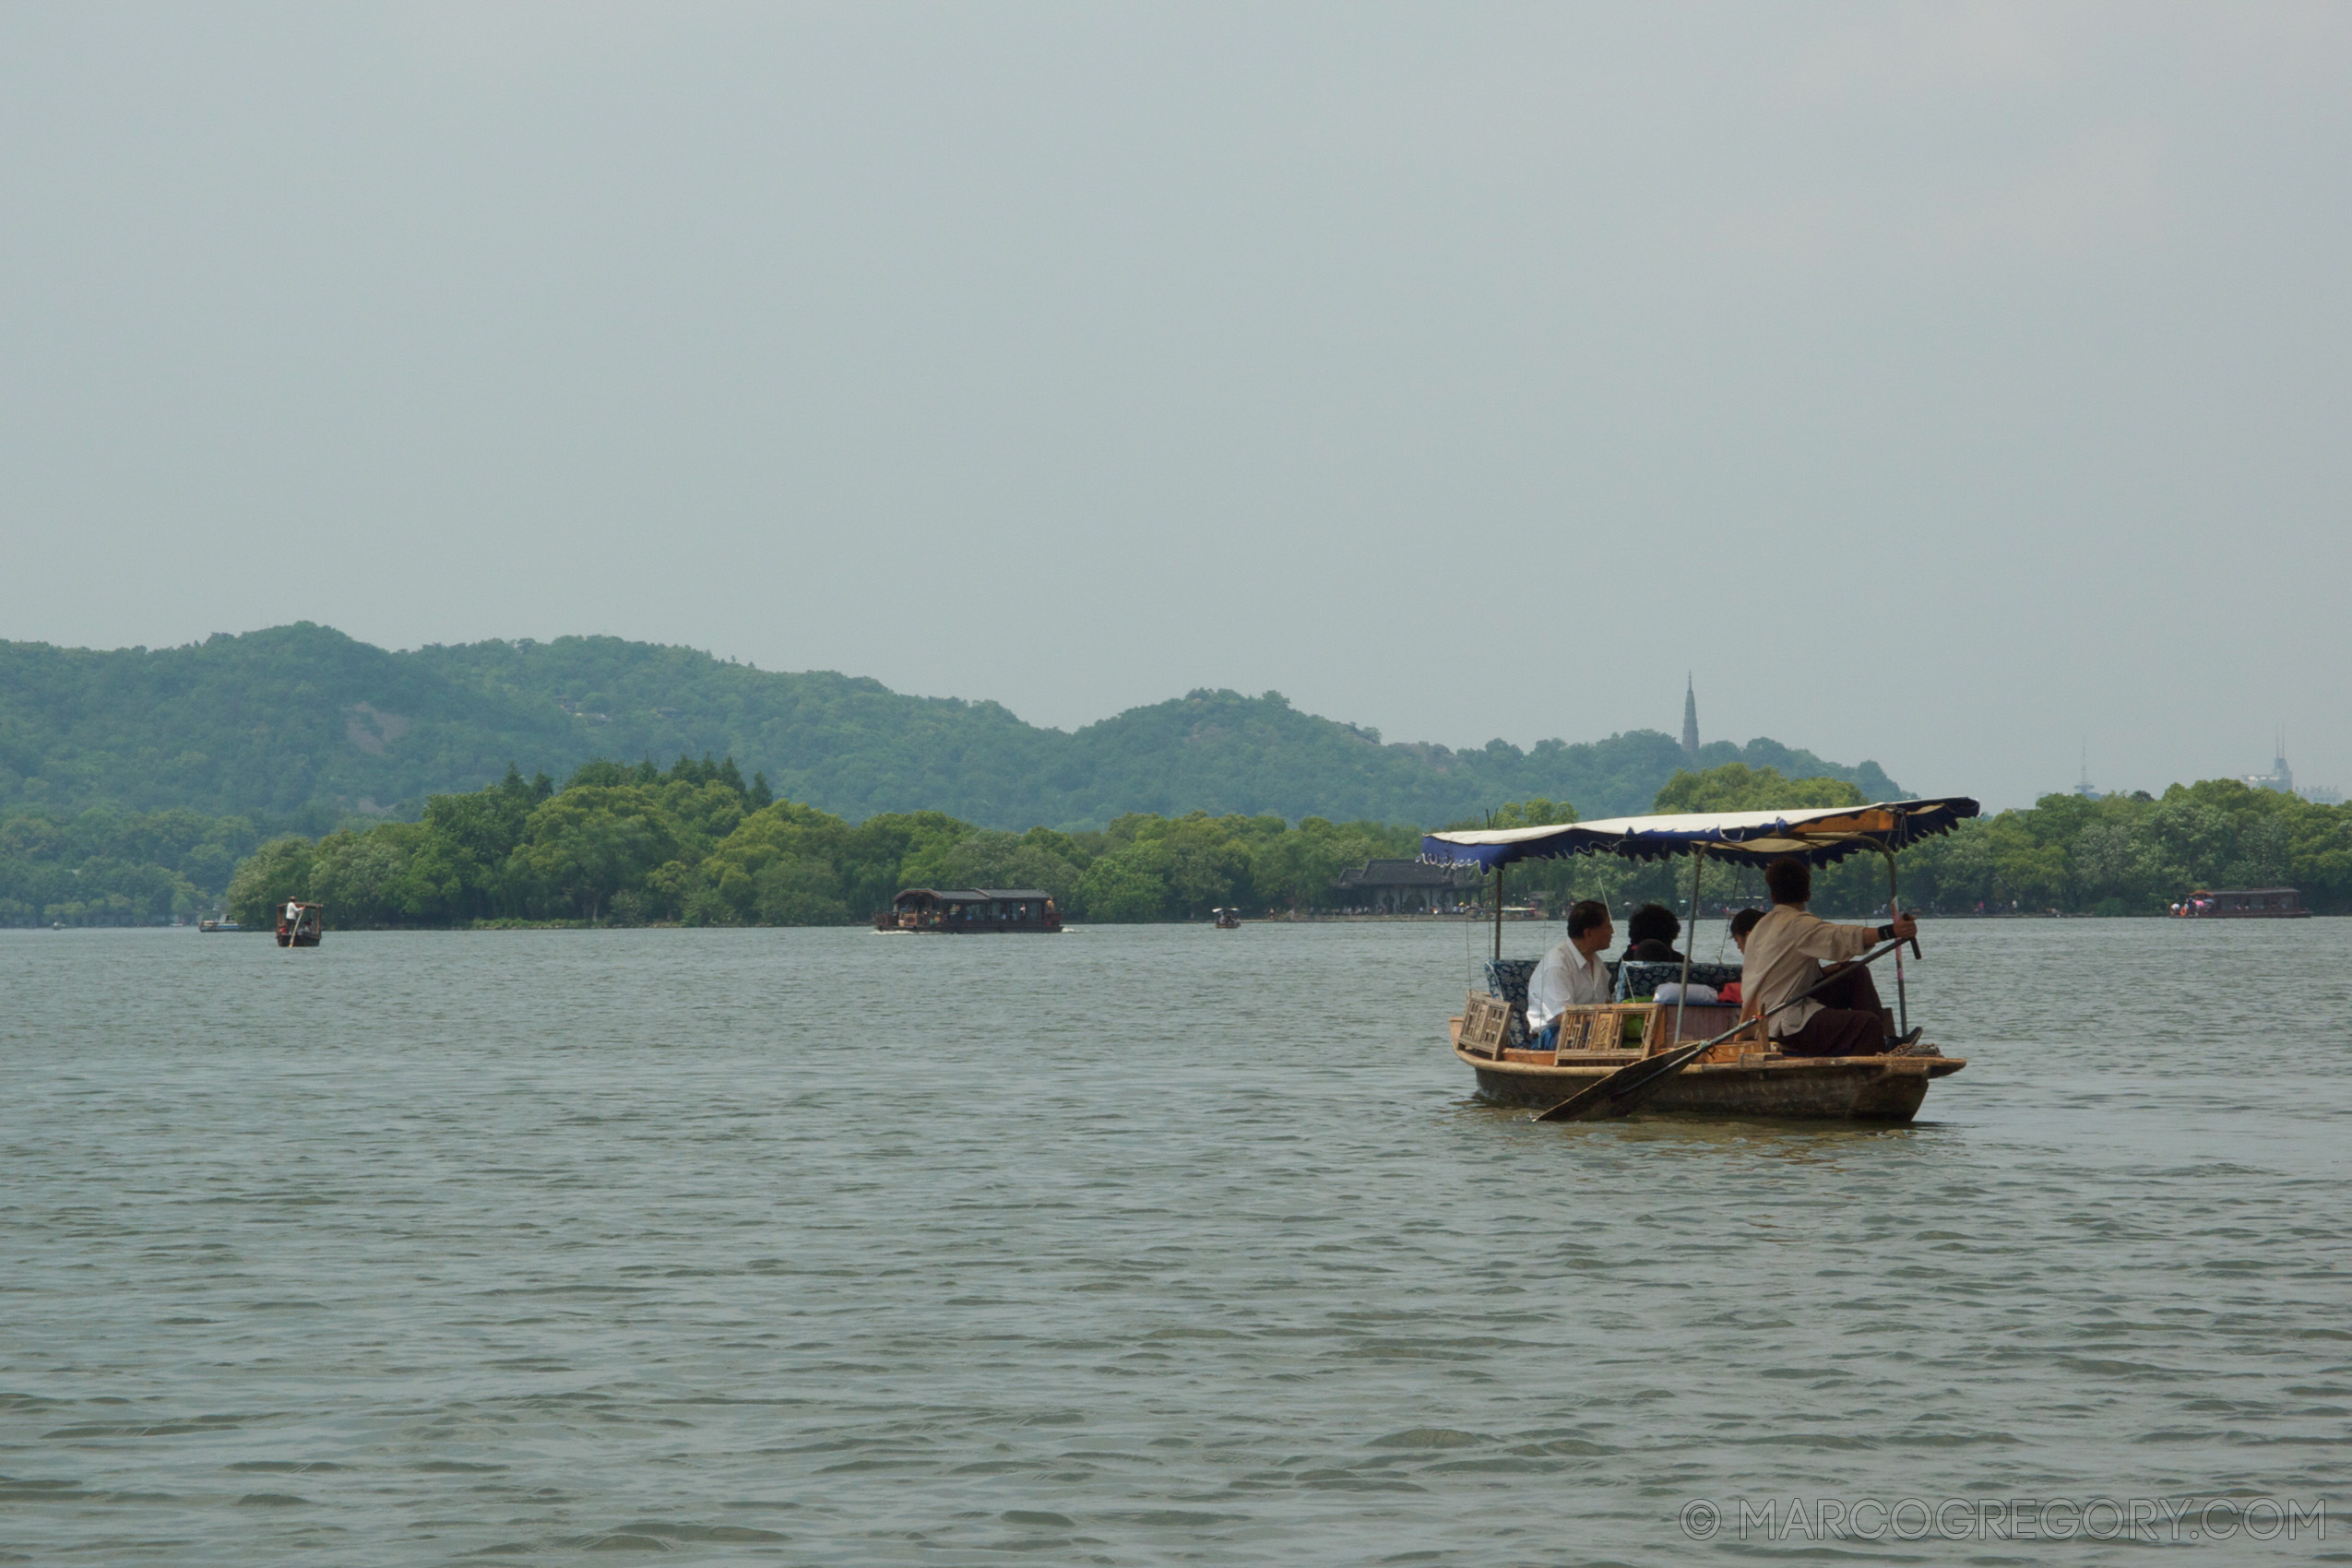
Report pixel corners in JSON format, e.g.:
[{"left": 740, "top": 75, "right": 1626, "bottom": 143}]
[{"left": 3, "top": 3, "right": 2346, "bottom": 811}]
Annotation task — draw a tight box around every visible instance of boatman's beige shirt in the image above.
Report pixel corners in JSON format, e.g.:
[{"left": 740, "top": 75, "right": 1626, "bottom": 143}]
[
  {"left": 1526, "top": 941, "right": 1611, "bottom": 1032},
  {"left": 1743, "top": 906, "right": 1881, "bottom": 1039}
]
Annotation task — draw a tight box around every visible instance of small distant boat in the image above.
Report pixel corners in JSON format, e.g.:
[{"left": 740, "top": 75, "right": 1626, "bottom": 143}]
[
  {"left": 197, "top": 918, "right": 241, "bottom": 933},
  {"left": 274, "top": 901, "right": 325, "bottom": 947},
  {"left": 1212, "top": 908, "right": 1242, "bottom": 930},
  {"left": 2172, "top": 887, "right": 2310, "bottom": 919},
  {"left": 873, "top": 889, "right": 1062, "bottom": 934}
]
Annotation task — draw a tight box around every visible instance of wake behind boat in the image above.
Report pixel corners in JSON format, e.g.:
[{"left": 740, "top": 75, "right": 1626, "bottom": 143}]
[{"left": 1424, "top": 797, "right": 1980, "bottom": 1123}]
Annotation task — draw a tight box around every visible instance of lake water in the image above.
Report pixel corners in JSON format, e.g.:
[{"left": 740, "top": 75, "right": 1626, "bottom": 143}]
[{"left": 3, "top": 919, "right": 2347, "bottom": 1564}]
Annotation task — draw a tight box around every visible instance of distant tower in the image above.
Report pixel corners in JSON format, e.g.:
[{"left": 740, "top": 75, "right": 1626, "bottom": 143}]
[
  {"left": 1681, "top": 675, "right": 1699, "bottom": 762},
  {"left": 2245, "top": 730, "right": 2295, "bottom": 794},
  {"left": 2074, "top": 740, "right": 2098, "bottom": 800}
]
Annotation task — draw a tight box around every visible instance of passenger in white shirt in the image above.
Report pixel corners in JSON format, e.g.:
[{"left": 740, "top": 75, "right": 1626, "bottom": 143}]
[{"left": 1526, "top": 900, "right": 1615, "bottom": 1049}]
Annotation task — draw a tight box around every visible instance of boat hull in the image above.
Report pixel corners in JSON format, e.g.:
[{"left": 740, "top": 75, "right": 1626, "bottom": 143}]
[{"left": 1459, "top": 1047, "right": 1961, "bottom": 1123}]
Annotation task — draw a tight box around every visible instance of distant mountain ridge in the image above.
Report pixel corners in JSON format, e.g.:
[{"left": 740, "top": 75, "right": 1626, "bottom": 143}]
[{"left": 0, "top": 624, "right": 1901, "bottom": 828}]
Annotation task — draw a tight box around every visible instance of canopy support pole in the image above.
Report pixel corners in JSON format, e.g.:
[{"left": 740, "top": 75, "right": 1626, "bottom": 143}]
[
  {"left": 1672, "top": 849, "right": 1703, "bottom": 1052},
  {"left": 1877, "top": 846, "right": 1907, "bottom": 1035},
  {"left": 1491, "top": 864, "right": 1504, "bottom": 964}
]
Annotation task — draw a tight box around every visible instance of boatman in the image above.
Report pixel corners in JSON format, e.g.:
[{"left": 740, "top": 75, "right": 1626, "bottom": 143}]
[
  {"left": 1745, "top": 856, "right": 1919, "bottom": 1056},
  {"left": 1526, "top": 899, "right": 1614, "bottom": 1051}
]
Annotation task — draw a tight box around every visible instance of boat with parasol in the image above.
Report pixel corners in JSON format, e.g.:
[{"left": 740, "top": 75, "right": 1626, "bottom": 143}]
[{"left": 1424, "top": 797, "right": 1979, "bottom": 1123}]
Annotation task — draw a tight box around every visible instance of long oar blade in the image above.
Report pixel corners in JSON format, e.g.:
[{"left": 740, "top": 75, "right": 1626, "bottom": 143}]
[{"left": 1535, "top": 1039, "right": 1709, "bottom": 1123}]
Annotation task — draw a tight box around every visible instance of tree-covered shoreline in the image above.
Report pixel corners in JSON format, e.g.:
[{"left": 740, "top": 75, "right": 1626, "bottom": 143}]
[
  {"left": 1472, "top": 767, "right": 2352, "bottom": 920},
  {"left": 0, "top": 808, "right": 265, "bottom": 926},
  {"left": 17, "top": 756, "right": 2348, "bottom": 929},
  {"left": 221, "top": 754, "right": 1424, "bottom": 930}
]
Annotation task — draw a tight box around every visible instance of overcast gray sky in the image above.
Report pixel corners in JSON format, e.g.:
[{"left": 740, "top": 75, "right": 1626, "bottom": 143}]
[{"left": 3, "top": 3, "right": 2346, "bottom": 811}]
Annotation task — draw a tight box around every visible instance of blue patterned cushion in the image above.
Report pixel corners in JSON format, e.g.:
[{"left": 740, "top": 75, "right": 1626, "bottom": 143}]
[
  {"left": 1485, "top": 958, "right": 1538, "bottom": 1048},
  {"left": 1614, "top": 960, "right": 1743, "bottom": 1001}
]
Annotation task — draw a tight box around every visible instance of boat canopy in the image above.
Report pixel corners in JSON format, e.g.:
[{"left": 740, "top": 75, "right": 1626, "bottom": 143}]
[
  {"left": 1420, "top": 797, "right": 1980, "bottom": 871},
  {"left": 893, "top": 887, "right": 1052, "bottom": 904}
]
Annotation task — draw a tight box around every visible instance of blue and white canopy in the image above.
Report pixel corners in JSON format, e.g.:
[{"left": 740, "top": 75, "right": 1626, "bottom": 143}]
[{"left": 1420, "top": 797, "right": 1980, "bottom": 871}]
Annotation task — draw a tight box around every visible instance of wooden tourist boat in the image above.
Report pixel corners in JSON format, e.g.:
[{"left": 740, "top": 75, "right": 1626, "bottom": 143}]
[
  {"left": 1422, "top": 797, "right": 1981, "bottom": 1123},
  {"left": 274, "top": 901, "right": 324, "bottom": 947},
  {"left": 1212, "top": 907, "right": 1242, "bottom": 930},
  {"left": 874, "top": 888, "right": 1063, "bottom": 933},
  {"left": 1448, "top": 998, "right": 1965, "bottom": 1120},
  {"left": 2172, "top": 886, "right": 2310, "bottom": 919}
]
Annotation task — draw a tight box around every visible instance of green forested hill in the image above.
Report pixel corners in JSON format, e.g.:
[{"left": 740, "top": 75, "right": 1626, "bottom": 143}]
[{"left": 0, "top": 624, "right": 1900, "bottom": 828}]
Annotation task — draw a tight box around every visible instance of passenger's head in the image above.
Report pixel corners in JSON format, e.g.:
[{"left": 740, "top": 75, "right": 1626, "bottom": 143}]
[
  {"left": 1626, "top": 903, "right": 1680, "bottom": 949},
  {"left": 1764, "top": 856, "right": 1812, "bottom": 908},
  {"left": 1728, "top": 907, "right": 1764, "bottom": 951},
  {"left": 1566, "top": 899, "right": 1612, "bottom": 947}
]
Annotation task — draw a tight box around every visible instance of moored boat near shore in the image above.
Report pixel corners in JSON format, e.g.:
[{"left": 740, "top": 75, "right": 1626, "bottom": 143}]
[{"left": 1423, "top": 797, "right": 1981, "bottom": 1123}]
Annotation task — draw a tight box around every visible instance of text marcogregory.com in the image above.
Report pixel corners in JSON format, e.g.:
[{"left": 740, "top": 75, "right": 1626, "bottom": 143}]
[{"left": 1677, "top": 1495, "right": 2324, "bottom": 1543}]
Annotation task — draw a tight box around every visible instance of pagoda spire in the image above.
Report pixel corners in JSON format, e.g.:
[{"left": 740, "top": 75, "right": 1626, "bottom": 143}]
[{"left": 1681, "top": 675, "right": 1699, "bottom": 761}]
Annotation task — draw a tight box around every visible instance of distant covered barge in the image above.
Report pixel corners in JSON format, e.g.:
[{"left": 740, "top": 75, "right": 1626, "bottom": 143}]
[
  {"left": 2175, "top": 887, "right": 2311, "bottom": 919},
  {"left": 876, "top": 888, "right": 1063, "bottom": 933}
]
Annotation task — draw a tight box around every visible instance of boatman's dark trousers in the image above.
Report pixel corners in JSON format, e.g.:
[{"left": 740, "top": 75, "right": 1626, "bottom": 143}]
[{"left": 1773, "top": 965, "right": 1895, "bottom": 1058}]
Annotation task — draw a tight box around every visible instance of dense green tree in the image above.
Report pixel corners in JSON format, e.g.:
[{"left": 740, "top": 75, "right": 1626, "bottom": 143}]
[
  {"left": 1652, "top": 765, "right": 1867, "bottom": 814},
  {"left": 689, "top": 800, "right": 852, "bottom": 925},
  {"left": 0, "top": 805, "right": 262, "bottom": 925},
  {"left": 227, "top": 837, "right": 318, "bottom": 927},
  {"left": 834, "top": 811, "right": 975, "bottom": 917},
  {"left": 1243, "top": 816, "right": 1423, "bottom": 912},
  {"left": 307, "top": 823, "right": 436, "bottom": 926},
  {"left": 903, "top": 828, "right": 1085, "bottom": 907},
  {"left": 512, "top": 786, "right": 682, "bottom": 921},
  {"left": 1892, "top": 779, "right": 2337, "bottom": 916}
]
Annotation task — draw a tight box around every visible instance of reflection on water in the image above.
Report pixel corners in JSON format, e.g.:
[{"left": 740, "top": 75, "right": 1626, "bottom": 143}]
[{"left": 2, "top": 919, "right": 2346, "bottom": 1563}]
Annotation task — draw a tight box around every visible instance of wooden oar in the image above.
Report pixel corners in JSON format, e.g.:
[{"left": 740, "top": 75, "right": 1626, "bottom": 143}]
[{"left": 1534, "top": 936, "right": 1914, "bottom": 1123}]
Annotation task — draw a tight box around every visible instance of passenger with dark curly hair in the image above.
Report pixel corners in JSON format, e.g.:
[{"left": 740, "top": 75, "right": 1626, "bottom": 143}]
[{"left": 1621, "top": 902, "right": 1685, "bottom": 963}]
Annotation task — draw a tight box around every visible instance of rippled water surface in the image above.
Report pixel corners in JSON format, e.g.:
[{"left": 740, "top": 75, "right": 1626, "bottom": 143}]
[{"left": 4, "top": 919, "right": 2348, "bottom": 1563}]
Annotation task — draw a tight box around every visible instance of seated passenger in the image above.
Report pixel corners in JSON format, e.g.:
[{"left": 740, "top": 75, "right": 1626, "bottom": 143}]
[
  {"left": 1718, "top": 907, "right": 1764, "bottom": 1004},
  {"left": 1728, "top": 907, "right": 1764, "bottom": 953},
  {"left": 1620, "top": 902, "right": 1686, "bottom": 963},
  {"left": 1526, "top": 899, "right": 1614, "bottom": 1051},
  {"left": 1744, "top": 857, "right": 1918, "bottom": 1057}
]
